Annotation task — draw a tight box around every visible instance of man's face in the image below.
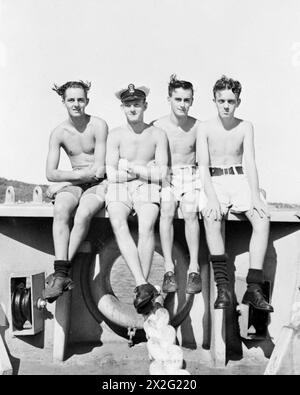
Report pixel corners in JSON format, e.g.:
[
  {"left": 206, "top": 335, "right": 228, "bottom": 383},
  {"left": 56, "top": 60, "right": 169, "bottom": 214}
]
[
  {"left": 122, "top": 99, "right": 147, "bottom": 123},
  {"left": 168, "top": 88, "right": 193, "bottom": 117},
  {"left": 214, "top": 89, "right": 240, "bottom": 119},
  {"left": 63, "top": 87, "right": 89, "bottom": 117}
]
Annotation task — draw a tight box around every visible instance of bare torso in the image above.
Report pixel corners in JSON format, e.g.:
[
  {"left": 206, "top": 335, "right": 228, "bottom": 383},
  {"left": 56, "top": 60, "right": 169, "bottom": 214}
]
[
  {"left": 56, "top": 115, "right": 100, "bottom": 169},
  {"left": 205, "top": 117, "right": 246, "bottom": 166},
  {"left": 154, "top": 116, "right": 199, "bottom": 166},
  {"left": 114, "top": 124, "right": 159, "bottom": 165}
]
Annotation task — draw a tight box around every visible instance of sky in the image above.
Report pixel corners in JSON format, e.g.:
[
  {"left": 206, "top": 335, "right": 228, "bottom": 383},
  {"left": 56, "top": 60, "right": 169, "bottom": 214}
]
[{"left": 0, "top": 0, "right": 300, "bottom": 203}]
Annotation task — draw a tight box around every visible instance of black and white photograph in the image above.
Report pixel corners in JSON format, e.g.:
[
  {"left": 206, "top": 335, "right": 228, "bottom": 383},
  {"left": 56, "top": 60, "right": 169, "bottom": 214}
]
[{"left": 0, "top": 0, "right": 300, "bottom": 378}]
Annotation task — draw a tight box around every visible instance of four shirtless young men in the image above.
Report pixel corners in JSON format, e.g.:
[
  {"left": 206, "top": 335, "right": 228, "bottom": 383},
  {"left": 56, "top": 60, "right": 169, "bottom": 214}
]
[{"left": 43, "top": 75, "right": 273, "bottom": 315}]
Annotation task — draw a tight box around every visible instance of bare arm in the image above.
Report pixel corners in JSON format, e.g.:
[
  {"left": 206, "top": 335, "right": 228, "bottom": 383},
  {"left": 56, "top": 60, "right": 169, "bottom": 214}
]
[
  {"left": 105, "top": 131, "right": 136, "bottom": 183},
  {"left": 128, "top": 129, "right": 168, "bottom": 183},
  {"left": 243, "top": 123, "right": 269, "bottom": 217},
  {"left": 46, "top": 129, "right": 98, "bottom": 183},
  {"left": 89, "top": 119, "right": 108, "bottom": 179},
  {"left": 243, "top": 123, "right": 260, "bottom": 198},
  {"left": 197, "top": 123, "right": 222, "bottom": 220}
]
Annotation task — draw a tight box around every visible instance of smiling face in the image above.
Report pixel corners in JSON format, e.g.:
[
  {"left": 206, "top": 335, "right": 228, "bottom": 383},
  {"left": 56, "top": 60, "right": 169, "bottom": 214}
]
[
  {"left": 168, "top": 87, "right": 193, "bottom": 118},
  {"left": 63, "top": 87, "right": 89, "bottom": 117},
  {"left": 122, "top": 99, "right": 147, "bottom": 124},
  {"left": 214, "top": 89, "right": 240, "bottom": 119}
]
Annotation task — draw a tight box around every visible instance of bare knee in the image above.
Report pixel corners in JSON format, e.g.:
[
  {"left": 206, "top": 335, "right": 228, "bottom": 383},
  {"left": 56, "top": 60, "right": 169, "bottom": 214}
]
[
  {"left": 160, "top": 203, "right": 176, "bottom": 223},
  {"left": 182, "top": 210, "right": 198, "bottom": 224},
  {"left": 203, "top": 216, "right": 222, "bottom": 235},
  {"left": 74, "top": 207, "right": 94, "bottom": 227},
  {"left": 110, "top": 216, "right": 129, "bottom": 234},
  {"left": 138, "top": 219, "right": 155, "bottom": 238},
  {"left": 54, "top": 203, "right": 73, "bottom": 223},
  {"left": 252, "top": 216, "right": 270, "bottom": 234}
]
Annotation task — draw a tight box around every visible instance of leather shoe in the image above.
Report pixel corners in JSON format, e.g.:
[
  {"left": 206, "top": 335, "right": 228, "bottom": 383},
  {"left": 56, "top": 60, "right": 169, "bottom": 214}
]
[
  {"left": 242, "top": 287, "right": 274, "bottom": 312},
  {"left": 214, "top": 284, "right": 232, "bottom": 309},
  {"left": 42, "top": 273, "right": 74, "bottom": 303},
  {"left": 133, "top": 283, "right": 159, "bottom": 315},
  {"left": 162, "top": 271, "right": 178, "bottom": 293},
  {"left": 186, "top": 272, "right": 202, "bottom": 294}
]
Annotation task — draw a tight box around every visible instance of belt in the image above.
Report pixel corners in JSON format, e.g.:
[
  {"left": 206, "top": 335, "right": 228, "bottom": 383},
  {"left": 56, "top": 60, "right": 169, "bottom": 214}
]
[
  {"left": 209, "top": 166, "right": 244, "bottom": 176},
  {"left": 171, "top": 165, "right": 198, "bottom": 175}
]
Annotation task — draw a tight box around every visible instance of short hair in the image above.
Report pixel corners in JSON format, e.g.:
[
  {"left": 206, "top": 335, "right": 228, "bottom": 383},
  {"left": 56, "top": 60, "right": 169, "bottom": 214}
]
[
  {"left": 52, "top": 80, "right": 91, "bottom": 99},
  {"left": 213, "top": 75, "right": 242, "bottom": 99},
  {"left": 168, "top": 74, "right": 194, "bottom": 97}
]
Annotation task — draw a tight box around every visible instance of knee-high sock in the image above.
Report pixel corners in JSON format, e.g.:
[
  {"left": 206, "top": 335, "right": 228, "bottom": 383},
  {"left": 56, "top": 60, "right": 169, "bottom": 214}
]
[
  {"left": 246, "top": 268, "right": 264, "bottom": 291},
  {"left": 54, "top": 260, "right": 71, "bottom": 277},
  {"left": 210, "top": 254, "right": 229, "bottom": 287}
]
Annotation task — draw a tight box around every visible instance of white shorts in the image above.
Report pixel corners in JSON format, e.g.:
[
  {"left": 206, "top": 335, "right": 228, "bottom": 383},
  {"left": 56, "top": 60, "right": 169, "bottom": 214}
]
[
  {"left": 161, "top": 165, "right": 203, "bottom": 213},
  {"left": 199, "top": 171, "right": 267, "bottom": 214}
]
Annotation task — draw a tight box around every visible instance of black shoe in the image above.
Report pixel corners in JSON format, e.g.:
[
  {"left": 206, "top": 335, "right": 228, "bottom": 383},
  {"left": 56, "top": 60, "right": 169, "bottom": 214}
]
[
  {"left": 186, "top": 272, "right": 202, "bottom": 294},
  {"left": 42, "top": 273, "right": 74, "bottom": 303},
  {"left": 133, "top": 283, "right": 159, "bottom": 315},
  {"left": 242, "top": 287, "right": 274, "bottom": 312},
  {"left": 214, "top": 284, "right": 232, "bottom": 309},
  {"left": 162, "top": 271, "right": 178, "bottom": 293}
]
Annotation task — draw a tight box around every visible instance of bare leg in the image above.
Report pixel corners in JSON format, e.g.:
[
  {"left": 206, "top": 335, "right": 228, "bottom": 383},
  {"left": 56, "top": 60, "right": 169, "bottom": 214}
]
[
  {"left": 180, "top": 193, "right": 200, "bottom": 274},
  {"left": 242, "top": 210, "right": 273, "bottom": 312},
  {"left": 203, "top": 214, "right": 231, "bottom": 308},
  {"left": 68, "top": 195, "right": 105, "bottom": 261},
  {"left": 53, "top": 193, "right": 78, "bottom": 260},
  {"left": 159, "top": 196, "right": 177, "bottom": 273},
  {"left": 43, "top": 193, "right": 78, "bottom": 302},
  {"left": 107, "top": 202, "right": 146, "bottom": 286},
  {"left": 203, "top": 216, "right": 225, "bottom": 255},
  {"left": 136, "top": 203, "right": 160, "bottom": 280},
  {"left": 244, "top": 210, "right": 270, "bottom": 270}
]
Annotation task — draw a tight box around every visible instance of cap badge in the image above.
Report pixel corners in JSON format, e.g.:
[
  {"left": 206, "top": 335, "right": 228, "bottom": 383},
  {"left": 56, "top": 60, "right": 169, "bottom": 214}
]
[{"left": 128, "top": 84, "right": 135, "bottom": 94}]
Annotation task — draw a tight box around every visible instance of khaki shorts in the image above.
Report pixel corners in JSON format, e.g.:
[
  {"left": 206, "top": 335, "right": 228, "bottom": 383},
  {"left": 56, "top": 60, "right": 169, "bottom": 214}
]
[
  {"left": 161, "top": 166, "right": 203, "bottom": 213},
  {"left": 106, "top": 179, "right": 161, "bottom": 212},
  {"left": 199, "top": 172, "right": 267, "bottom": 214},
  {"left": 55, "top": 179, "right": 107, "bottom": 204}
]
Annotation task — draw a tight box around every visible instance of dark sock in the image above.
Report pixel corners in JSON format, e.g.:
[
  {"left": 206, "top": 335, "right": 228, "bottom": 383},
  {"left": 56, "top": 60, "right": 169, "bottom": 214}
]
[
  {"left": 246, "top": 269, "right": 264, "bottom": 291},
  {"left": 210, "top": 254, "right": 229, "bottom": 287},
  {"left": 54, "top": 260, "right": 71, "bottom": 277}
]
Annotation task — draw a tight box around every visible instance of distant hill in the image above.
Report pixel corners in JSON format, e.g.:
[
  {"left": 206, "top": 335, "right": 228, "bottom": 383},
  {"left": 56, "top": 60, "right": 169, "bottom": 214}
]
[
  {"left": 0, "top": 177, "right": 51, "bottom": 203},
  {"left": 0, "top": 177, "right": 299, "bottom": 208}
]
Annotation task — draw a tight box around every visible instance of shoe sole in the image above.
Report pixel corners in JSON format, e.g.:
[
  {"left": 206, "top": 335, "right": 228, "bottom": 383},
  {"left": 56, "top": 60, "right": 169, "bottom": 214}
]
[
  {"left": 186, "top": 287, "right": 202, "bottom": 294},
  {"left": 214, "top": 304, "right": 230, "bottom": 309},
  {"left": 135, "top": 288, "right": 161, "bottom": 314},
  {"left": 242, "top": 300, "right": 274, "bottom": 312},
  {"left": 162, "top": 286, "right": 178, "bottom": 293},
  {"left": 135, "top": 293, "right": 156, "bottom": 309},
  {"left": 42, "top": 281, "right": 75, "bottom": 302}
]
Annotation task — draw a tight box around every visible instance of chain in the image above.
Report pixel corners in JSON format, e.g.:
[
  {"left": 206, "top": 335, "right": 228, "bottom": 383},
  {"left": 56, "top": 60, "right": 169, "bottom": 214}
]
[{"left": 127, "top": 326, "right": 137, "bottom": 347}]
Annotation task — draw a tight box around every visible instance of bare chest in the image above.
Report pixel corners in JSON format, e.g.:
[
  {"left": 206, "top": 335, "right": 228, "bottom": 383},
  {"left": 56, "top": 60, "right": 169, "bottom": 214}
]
[
  {"left": 167, "top": 128, "right": 196, "bottom": 155},
  {"left": 208, "top": 130, "right": 244, "bottom": 156},
  {"left": 119, "top": 132, "right": 156, "bottom": 162},
  {"left": 62, "top": 127, "right": 95, "bottom": 156}
]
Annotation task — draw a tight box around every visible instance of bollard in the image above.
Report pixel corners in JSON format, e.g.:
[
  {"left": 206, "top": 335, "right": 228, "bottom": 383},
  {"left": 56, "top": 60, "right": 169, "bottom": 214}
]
[
  {"left": 32, "top": 186, "right": 43, "bottom": 203},
  {"left": 4, "top": 186, "right": 15, "bottom": 204}
]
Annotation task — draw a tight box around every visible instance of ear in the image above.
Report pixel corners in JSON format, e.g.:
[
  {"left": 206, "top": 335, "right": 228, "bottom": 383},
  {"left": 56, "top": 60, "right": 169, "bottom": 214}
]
[
  {"left": 86, "top": 98, "right": 90, "bottom": 106},
  {"left": 237, "top": 98, "right": 241, "bottom": 107},
  {"left": 167, "top": 96, "right": 171, "bottom": 104},
  {"left": 144, "top": 101, "right": 148, "bottom": 111}
]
